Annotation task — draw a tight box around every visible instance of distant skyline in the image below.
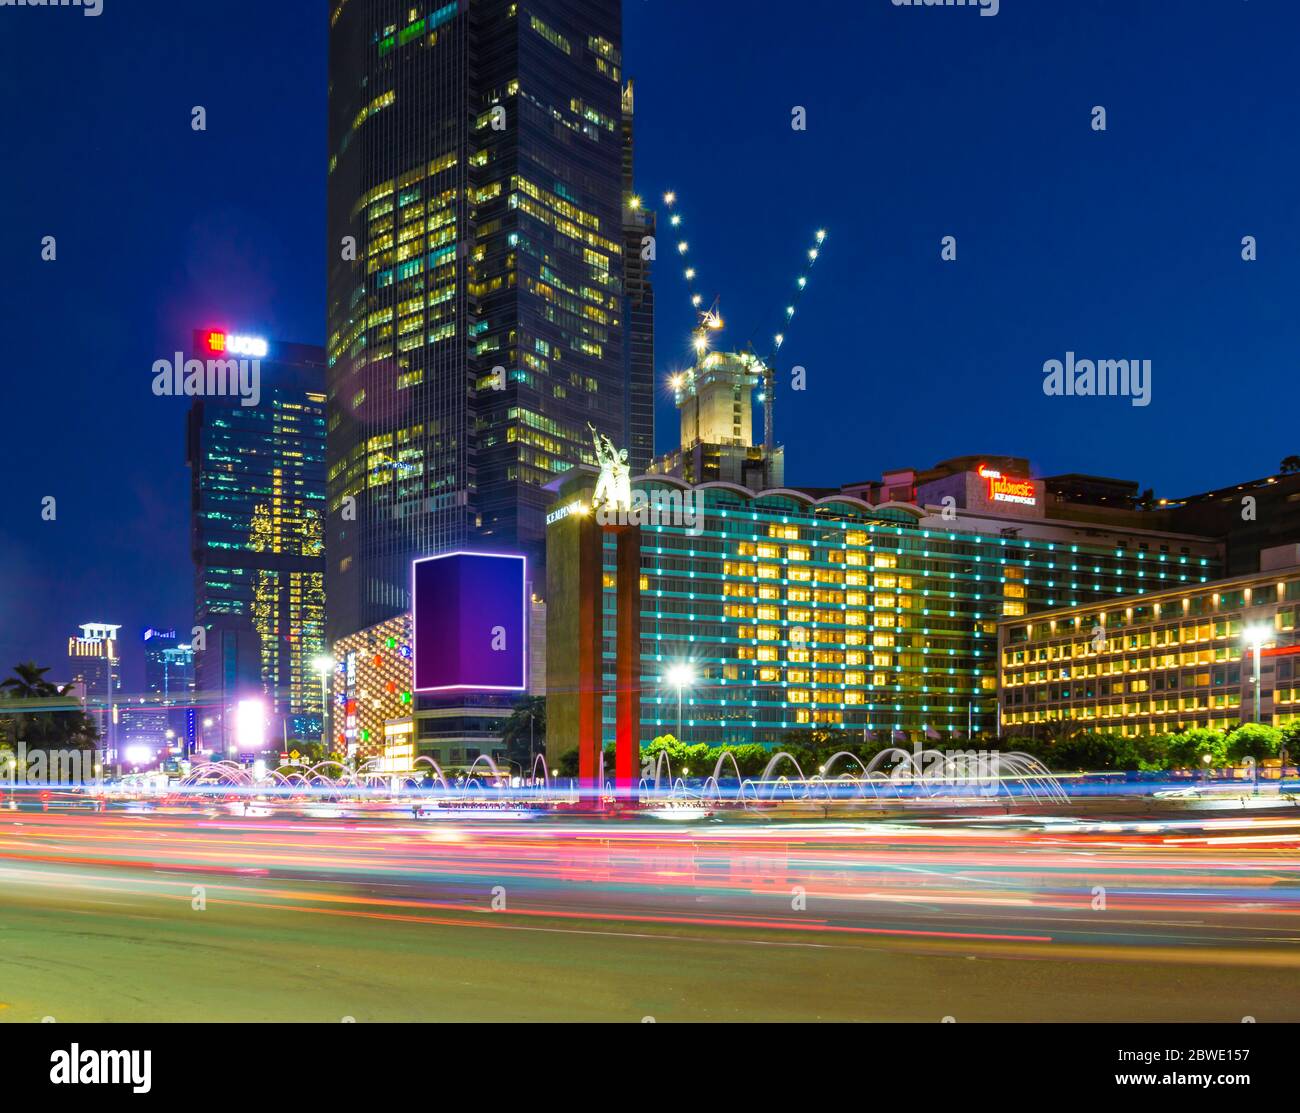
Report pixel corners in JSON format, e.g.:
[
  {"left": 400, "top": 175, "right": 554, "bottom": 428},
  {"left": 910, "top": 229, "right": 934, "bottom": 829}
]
[{"left": 2, "top": 0, "right": 1297, "bottom": 686}]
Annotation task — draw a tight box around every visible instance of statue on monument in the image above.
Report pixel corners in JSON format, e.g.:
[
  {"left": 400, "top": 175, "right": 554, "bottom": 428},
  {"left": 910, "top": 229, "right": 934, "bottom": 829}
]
[{"left": 589, "top": 422, "right": 632, "bottom": 512}]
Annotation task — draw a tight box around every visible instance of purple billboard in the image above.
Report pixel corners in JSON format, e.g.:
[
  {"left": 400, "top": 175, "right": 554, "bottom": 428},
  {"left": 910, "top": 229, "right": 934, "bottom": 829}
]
[{"left": 412, "top": 551, "right": 528, "bottom": 693}]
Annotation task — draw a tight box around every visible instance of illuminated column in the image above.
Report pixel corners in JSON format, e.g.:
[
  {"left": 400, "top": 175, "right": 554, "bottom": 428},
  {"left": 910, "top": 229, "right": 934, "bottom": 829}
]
[
  {"left": 613, "top": 526, "right": 642, "bottom": 797},
  {"left": 576, "top": 513, "right": 604, "bottom": 789}
]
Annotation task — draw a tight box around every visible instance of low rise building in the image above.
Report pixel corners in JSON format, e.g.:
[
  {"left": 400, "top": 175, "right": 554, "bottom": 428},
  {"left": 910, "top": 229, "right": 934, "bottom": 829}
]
[{"left": 330, "top": 600, "right": 546, "bottom": 770}]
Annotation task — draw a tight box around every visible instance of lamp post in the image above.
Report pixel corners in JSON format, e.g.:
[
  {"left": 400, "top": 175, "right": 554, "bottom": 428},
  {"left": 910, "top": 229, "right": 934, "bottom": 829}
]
[
  {"left": 528, "top": 706, "right": 537, "bottom": 784},
  {"left": 666, "top": 664, "right": 695, "bottom": 747},
  {"left": 1243, "top": 625, "right": 1272, "bottom": 724},
  {"left": 312, "top": 655, "right": 334, "bottom": 757}
]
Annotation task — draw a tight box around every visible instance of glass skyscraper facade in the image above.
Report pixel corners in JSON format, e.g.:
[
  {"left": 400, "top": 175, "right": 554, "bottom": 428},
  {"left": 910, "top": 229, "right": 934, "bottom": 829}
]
[
  {"left": 326, "top": 0, "right": 646, "bottom": 643},
  {"left": 120, "top": 627, "right": 198, "bottom": 756},
  {"left": 188, "top": 343, "right": 328, "bottom": 749},
  {"left": 621, "top": 80, "right": 654, "bottom": 475}
]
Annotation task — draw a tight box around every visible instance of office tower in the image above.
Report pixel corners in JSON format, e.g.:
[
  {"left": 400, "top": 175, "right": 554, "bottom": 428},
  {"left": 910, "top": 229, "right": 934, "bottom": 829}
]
[
  {"left": 621, "top": 79, "right": 654, "bottom": 475},
  {"left": 143, "top": 627, "right": 195, "bottom": 702},
  {"left": 67, "top": 622, "right": 121, "bottom": 757},
  {"left": 120, "top": 627, "right": 194, "bottom": 758},
  {"left": 187, "top": 335, "right": 328, "bottom": 752},
  {"left": 143, "top": 627, "right": 196, "bottom": 744},
  {"left": 326, "top": 0, "right": 641, "bottom": 642}
]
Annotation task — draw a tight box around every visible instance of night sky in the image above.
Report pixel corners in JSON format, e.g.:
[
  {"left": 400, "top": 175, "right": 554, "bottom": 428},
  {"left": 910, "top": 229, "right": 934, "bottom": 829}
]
[{"left": 1, "top": 0, "right": 1296, "bottom": 688}]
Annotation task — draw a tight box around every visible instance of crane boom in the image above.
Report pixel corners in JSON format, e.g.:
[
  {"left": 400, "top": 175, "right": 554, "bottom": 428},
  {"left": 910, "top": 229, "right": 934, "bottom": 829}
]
[{"left": 755, "top": 229, "right": 827, "bottom": 454}]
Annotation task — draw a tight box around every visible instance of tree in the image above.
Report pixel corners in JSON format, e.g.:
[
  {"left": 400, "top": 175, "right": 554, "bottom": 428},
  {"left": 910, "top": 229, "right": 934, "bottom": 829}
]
[
  {"left": 1279, "top": 455, "right": 1300, "bottom": 475},
  {"left": 1224, "top": 723, "right": 1281, "bottom": 764},
  {"left": 640, "top": 734, "right": 710, "bottom": 778},
  {"left": 0, "top": 662, "right": 60, "bottom": 700},
  {"left": 1164, "top": 728, "right": 1226, "bottom": 770},
  {"left": 1050, "top": 731, "right": 1146, "bottom": 772},
  {"left": 1280, "top": 723, "right": 1300, "bottom": 767},
  {"left": 287, "top": 739, "right": 327, "bottom": 766},
  {"left": 0, "top": 662, "right": 99, "bottom": 752},
  {"left": 500, "top": 695, "right": 545, "bottom": 773}
]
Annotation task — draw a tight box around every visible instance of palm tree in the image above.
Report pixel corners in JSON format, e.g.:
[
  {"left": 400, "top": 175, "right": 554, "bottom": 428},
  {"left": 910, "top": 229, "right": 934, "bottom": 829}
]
[
  {"left": 0, "top": 662, "right": 98, "bottom": 751},
  {"left": 500, "top": 696, "right": 545, "bottom": 773},
  {"left": 0, "top": 661, "right": 61, "bottom": 700}
]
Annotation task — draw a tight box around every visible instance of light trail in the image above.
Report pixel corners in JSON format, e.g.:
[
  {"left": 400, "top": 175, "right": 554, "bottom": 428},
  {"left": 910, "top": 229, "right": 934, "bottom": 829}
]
[{"left": 1, "top": 808, "right": 1298, "bottom": 955}]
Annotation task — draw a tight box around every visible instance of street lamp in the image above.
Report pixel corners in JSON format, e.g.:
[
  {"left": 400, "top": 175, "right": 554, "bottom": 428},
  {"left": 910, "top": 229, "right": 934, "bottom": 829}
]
[
  {"left": 665, "top": 664, "right": 695, "bottom": 746},
  {"left": 1243, "top": 625, "right": 1272, "bottom": 724},
  {"left": 313, "top": 655, "right": 334, "bottom": 755}
]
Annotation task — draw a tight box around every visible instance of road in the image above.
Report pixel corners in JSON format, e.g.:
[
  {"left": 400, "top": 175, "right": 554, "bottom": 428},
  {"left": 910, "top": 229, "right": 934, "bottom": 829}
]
[{"left": 1, "top": 803, "right": 1298, "bottom": 1022}]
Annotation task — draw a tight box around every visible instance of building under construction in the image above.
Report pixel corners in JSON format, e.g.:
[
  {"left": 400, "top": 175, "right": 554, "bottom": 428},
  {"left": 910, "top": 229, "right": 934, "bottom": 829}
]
[
  {"left": 649, "top": 348, "right": 784, "bottom": 489},
  {"left": 645, "top": 193, "right": 824, "bottom": 490}
]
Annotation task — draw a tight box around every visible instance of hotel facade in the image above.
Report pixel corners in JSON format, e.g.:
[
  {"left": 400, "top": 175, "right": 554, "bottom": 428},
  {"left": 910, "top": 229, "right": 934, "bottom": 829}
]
[
  {"left": 544, "top": 458, "right": 1222, "bottom": 756},
  {"left": 999, "top": 546, "right": 1300, "bottom": 736}
]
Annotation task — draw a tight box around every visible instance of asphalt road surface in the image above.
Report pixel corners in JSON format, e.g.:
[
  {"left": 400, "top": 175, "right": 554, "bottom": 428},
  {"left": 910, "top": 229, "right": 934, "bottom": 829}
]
[{"left": 1, "top": 804, "right": 1297, "bottom": 1022}]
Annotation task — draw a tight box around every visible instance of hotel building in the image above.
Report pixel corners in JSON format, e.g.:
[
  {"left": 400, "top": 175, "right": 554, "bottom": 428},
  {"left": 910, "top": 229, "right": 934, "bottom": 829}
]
[
  {"left": 544, "top": 458, "right": 1222, "bottom": 755},
  {"left": 999, "top": 545, "right": 1300, "bottom": 736},
  {"left": 67, "top": 622, "right": 121, "bottom": 758}
]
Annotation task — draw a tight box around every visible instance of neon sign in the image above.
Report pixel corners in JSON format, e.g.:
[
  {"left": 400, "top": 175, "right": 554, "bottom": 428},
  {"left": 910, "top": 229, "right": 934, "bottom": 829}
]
[
  {"left": 198, "top": 330, "right": 269, "bottom": 359},
  {"left": 978, "top": 465, "right": 1037, "bottom": 507}
]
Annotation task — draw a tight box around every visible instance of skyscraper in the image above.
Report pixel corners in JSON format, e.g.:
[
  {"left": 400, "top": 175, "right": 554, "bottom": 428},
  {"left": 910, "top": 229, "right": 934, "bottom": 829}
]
[
  {"left": 143, "top": 627, "right": 196, "bottom": 704},
  {"left": 144, "top": 627, "right": 196, "bottom": 743},
  {"left": 326, "top": 0, "right": 646, "bottom": 642},
  {"left": 621, "top": 80, "right": 655, "bottom": 475},
  {"left": 120, "top": 627, "right": 196, "bottom": 759},
  {"left": 67, "top": 622, "right": 121, "bottom": 759},
  {"left": 187, "top": 335, "right": 328, "bottom": 752}
]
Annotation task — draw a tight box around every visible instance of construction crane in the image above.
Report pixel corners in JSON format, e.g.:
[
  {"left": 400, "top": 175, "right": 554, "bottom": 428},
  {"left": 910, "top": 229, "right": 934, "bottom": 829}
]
[
  {"left": 660, "top": 191, "right": 827, "bottom": 467},
  {"left": 660, "top": 192, "right": 726, "bottom": 350},
  {"left": 751, "top": 228, "right": 827, "bottom": 457}
]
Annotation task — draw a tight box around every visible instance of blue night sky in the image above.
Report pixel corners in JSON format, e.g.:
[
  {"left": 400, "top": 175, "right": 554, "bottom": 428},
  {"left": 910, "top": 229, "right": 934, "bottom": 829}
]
[{"left": 0, "top": 0, "right": 1296, "bottom": 686}]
